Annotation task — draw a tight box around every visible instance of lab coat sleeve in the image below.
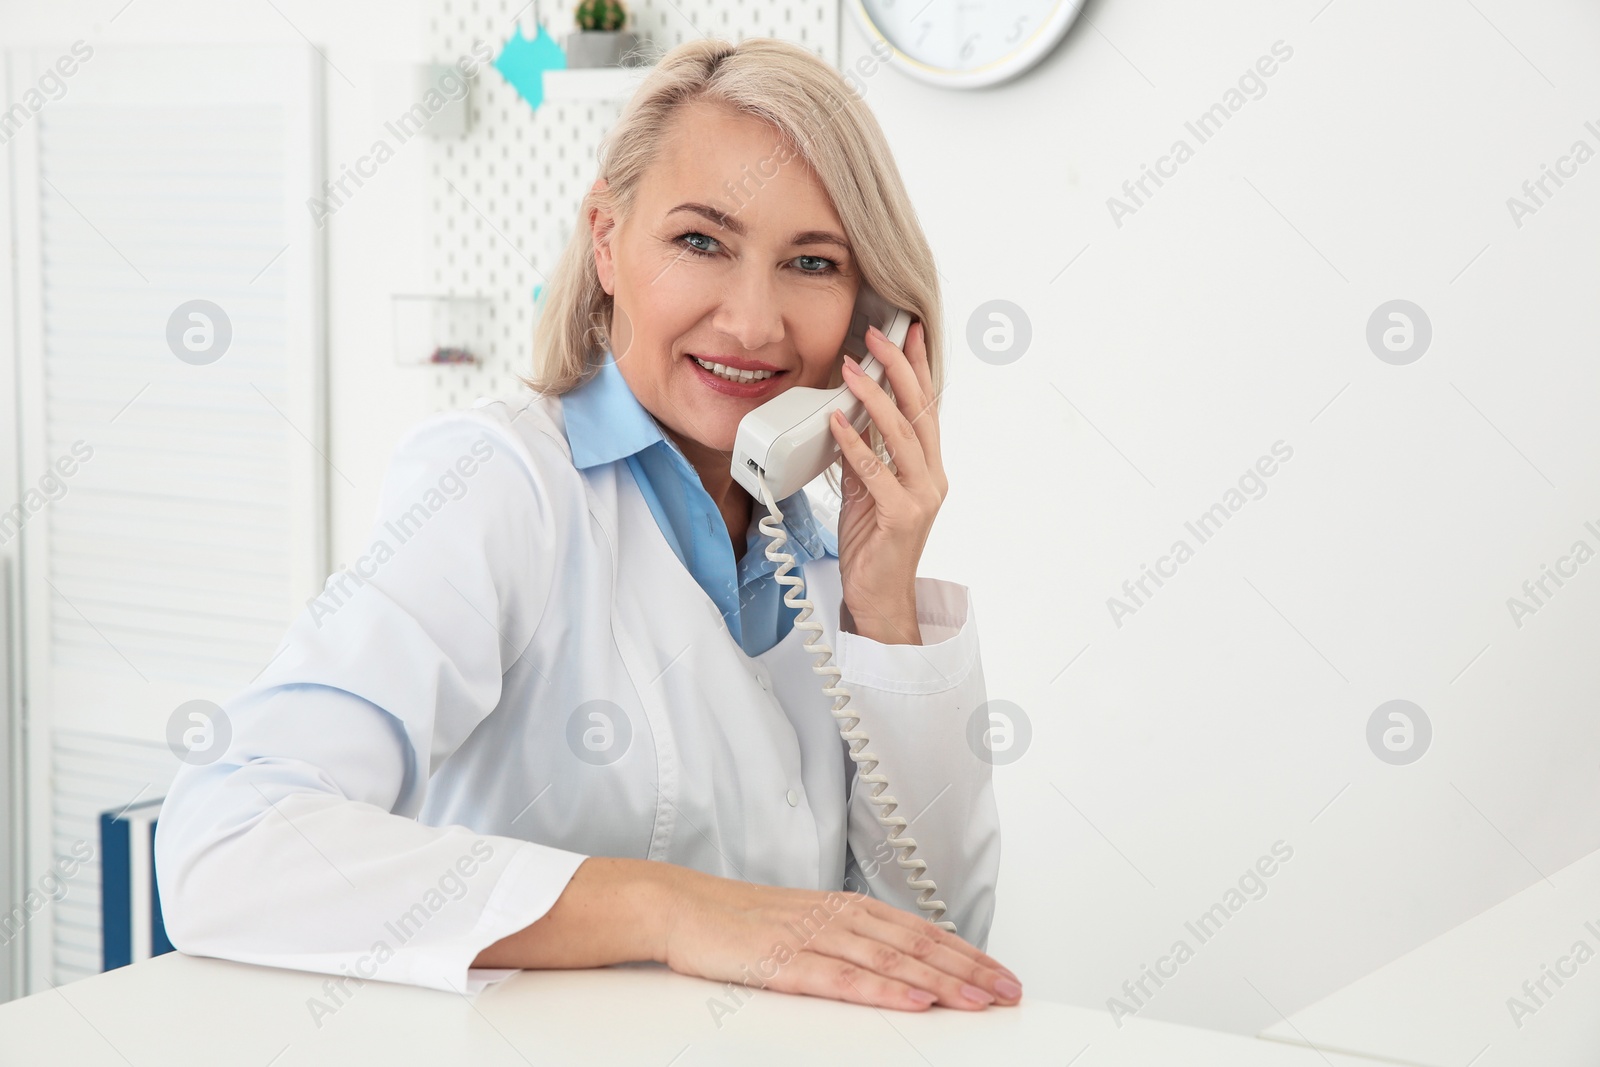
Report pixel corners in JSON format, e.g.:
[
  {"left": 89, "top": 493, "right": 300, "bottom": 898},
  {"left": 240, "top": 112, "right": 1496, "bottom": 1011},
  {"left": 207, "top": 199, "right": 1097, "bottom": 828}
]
[
  {"left": 832, "top": 577, "right": 1001, "bottom": 950},
  {"left": 154, "top": 411, "right": 591, "bottom": 994}
]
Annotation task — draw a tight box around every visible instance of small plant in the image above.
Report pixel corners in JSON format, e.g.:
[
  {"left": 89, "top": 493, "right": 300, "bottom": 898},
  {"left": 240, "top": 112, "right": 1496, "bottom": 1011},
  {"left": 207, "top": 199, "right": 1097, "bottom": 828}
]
[
  {"left": 575, "top": 0, "right": 627, "bottom": 32},
  {"left": 565, "top": 0, "right": 639, "bottom": 68}
]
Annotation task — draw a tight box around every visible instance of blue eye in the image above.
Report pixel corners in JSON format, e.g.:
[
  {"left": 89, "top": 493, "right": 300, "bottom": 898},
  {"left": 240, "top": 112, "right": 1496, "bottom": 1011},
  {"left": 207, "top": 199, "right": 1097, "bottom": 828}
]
[
  {"left": 674, "top": 231, "right": 839, "bottom": 275},
  {"left": 795, "top": 255, "right": 838, "bottom": 274},
  {"left": 676, "top": 232, "right": 719, "bottom": 257}
]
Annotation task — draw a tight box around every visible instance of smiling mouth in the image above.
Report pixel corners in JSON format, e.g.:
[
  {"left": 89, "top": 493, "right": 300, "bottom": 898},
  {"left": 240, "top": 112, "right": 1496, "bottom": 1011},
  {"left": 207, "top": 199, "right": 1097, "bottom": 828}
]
[{"left": 688, "top": 355, "right": 782, "bottom": 384}]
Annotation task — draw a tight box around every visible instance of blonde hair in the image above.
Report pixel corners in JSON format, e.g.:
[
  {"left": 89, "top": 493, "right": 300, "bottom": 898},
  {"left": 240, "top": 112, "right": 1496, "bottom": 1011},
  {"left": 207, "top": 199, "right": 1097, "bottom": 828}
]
[{"left": 526, "top": 36, "right": 944, "bottom": 497}]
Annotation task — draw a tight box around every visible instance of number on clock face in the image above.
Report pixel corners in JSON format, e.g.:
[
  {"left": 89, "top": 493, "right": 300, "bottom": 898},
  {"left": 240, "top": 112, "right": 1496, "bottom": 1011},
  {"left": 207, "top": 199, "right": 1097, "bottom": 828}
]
[{"left": 858, "top": 0, "right": 1073, "bottom": 80}]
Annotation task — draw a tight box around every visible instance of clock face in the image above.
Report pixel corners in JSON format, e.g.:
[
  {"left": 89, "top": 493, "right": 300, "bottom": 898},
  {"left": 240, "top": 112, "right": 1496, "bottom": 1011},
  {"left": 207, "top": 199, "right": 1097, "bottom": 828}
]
[{"left": 854, "top": 0, "right": 1084, "bottom": 89}]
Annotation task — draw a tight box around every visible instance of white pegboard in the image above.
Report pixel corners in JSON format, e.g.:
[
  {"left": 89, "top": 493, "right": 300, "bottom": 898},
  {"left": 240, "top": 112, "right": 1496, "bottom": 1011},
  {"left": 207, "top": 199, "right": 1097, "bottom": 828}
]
[{"left": 426, "top": 0, "right": 840, "bottom": 411}]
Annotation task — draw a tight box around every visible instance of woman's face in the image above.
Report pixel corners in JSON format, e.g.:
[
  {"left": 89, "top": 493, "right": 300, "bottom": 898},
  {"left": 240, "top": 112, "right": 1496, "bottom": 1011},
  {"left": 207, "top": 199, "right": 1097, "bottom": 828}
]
[{"left": 590, "top": 100, "right": 859, "bottom": 458}]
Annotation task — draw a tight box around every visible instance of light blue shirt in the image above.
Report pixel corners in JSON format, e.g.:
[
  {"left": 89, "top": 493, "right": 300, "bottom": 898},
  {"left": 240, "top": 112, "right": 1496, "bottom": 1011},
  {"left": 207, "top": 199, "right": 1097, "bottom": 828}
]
[{"left": 560, "top": 349, "right": 839, "bottom": 657}]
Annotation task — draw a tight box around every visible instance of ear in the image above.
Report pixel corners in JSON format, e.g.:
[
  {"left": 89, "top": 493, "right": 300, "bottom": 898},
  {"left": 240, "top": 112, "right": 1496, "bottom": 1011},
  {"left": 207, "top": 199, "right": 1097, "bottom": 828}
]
[{"left": 589, "top": 178, "right": 617, "bottom": 296}]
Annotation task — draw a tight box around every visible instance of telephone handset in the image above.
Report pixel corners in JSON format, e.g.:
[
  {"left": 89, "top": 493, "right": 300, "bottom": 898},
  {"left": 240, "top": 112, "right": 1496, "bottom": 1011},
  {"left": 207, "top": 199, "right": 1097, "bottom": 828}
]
[
  {"left": 730, "top": 285, "right": 913, "bottom": 502},
  {"left": 730, "top": 286, "right": 956, "bottom": 933}
]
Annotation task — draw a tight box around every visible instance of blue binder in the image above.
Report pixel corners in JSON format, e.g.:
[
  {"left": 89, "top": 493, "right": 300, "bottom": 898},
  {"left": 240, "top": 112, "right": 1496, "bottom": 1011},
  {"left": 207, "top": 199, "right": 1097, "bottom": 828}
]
[{"left": 99, "top": 798, "right": 173, "bottom": 971}]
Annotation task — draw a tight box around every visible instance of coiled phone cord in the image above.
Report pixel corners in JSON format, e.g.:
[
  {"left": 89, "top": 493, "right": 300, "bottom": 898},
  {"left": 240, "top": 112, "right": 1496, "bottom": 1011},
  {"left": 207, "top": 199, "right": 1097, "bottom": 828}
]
[{"left": 753, "top": 472, "right": 956, "bottom": 933}]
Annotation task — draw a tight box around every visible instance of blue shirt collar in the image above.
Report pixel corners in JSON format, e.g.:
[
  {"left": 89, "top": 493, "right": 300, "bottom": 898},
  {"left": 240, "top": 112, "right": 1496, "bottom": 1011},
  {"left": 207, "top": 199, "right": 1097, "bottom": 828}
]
[
  {"left": 561, "top": 349, "right": 664, "bottom": 471},
  {"left": 560, "top": 350, "right": 837, "bottom": 561}
]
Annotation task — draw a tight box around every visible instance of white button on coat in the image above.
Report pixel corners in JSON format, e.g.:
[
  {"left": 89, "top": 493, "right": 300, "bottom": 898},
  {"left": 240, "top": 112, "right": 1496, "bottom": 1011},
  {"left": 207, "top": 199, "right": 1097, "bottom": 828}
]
[{"left": 153, "top": 393, "right": 1000, "bottom": 995}]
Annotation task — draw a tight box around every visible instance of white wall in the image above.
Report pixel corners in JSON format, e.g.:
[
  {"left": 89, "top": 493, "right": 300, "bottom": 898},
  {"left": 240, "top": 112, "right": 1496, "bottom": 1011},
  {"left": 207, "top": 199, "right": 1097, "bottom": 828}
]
[
  {"left": 5, "top": 0, "right": 1599, "bottom": 1035},
  {"left": 840, "top": 0, "right": 1600, "bottom": 1032}
]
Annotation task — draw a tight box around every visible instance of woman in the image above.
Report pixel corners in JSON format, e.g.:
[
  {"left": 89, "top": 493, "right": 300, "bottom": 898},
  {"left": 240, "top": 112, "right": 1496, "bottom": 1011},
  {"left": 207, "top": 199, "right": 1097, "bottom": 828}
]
[{"left": 155, "top": 36, "right": 1018, "bottom": 1014}]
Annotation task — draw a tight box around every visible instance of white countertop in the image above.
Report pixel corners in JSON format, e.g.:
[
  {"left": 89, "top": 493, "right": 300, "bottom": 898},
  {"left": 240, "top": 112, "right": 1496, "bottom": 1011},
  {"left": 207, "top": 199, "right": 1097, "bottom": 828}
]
[
  {"left": 0, "top": 950, "right": 1385, "bottom": 1067},
  {"left": 1261, "top": 845, "right": 1600, "bottom": 1066}
]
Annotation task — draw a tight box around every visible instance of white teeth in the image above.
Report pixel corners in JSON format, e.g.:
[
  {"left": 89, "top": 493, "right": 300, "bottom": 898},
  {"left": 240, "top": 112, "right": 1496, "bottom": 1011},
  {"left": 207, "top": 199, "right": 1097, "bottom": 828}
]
[{"left": 692, "top": 356, "right": 776, "bottom": 383}]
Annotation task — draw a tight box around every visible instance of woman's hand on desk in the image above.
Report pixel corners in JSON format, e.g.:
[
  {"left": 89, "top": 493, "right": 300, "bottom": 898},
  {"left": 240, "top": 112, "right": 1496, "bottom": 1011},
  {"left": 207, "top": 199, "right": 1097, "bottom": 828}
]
[{"left": 659, "top": 865, "right": 1022, "bottom": 1012}]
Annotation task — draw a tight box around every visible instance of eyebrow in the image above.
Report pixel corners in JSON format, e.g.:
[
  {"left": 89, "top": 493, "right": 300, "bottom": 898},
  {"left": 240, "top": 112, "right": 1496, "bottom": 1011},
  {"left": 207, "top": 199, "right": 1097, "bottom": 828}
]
[{"left": 666, "top": 202, "right": 851, "bottom": 251}]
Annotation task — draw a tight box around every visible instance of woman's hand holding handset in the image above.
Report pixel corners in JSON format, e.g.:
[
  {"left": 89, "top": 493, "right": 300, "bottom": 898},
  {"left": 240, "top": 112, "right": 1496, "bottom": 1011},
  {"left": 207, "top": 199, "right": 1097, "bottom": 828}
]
[{"left": 829, "top": 319, "right": 946, "bottom": 645}]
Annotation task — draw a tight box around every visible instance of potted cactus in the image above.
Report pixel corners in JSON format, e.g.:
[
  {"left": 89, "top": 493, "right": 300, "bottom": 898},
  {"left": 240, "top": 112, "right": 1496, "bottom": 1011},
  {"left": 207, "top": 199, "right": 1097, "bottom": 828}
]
[{"left": 566, "top": 0, "right": 641, "bottom": 68}]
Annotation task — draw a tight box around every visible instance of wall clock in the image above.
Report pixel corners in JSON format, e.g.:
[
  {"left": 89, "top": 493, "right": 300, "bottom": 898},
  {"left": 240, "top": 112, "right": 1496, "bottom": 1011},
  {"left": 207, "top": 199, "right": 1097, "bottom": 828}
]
[{"left": 851, "top": 0, "right": 1085, "bottom": 89}]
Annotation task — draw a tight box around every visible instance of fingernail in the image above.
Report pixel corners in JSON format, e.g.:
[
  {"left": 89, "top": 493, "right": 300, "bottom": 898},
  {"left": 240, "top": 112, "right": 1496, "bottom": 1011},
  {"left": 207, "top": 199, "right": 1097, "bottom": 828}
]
[
  {"left": 994, "top": 977, "right": 1022, "bottom": 999},
  {"left": 960, "top": 983, "right": 995, "bottom": 1005},
  {"left": 997, "top": 966, "right": 1020, "bottom": 983},
  {"left": 906, "top": 988, "right": 937, "bottom": 1005},
  {"left": 842, "top": 354, "right": 861, "bottom": 375},
  {"left": 867, "top": 324, "right": 883, "bottom": 339}
]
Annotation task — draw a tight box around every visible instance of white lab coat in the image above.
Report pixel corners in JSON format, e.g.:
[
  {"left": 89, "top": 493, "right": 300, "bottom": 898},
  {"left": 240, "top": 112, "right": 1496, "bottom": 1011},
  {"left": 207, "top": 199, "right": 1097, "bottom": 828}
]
[{"left": 153, "top": 390, "right": 1000, "bottom": 994}]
